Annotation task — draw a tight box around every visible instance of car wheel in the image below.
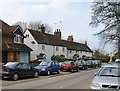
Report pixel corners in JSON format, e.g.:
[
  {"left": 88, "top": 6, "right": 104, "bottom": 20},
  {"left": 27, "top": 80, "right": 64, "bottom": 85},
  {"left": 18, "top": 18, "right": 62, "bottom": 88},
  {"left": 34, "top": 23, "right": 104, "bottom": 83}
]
[
  {"left": 12, "top": 73, "right": 19, "bottom": 81},
  {"left": 47, "top": 71, "right": 50, "bottom": 76},
  {"left": 86, "top": 66, "right": 88, "bottom": 70},
  {"left": 83, "top": 67, "right": 85, "bottom": 70},
  {"left": 77, "top": 68, "right": 80, "bottom": 72},
  {"left": 60, "top": 69, "right": 63, "bottom": 71},
  {"left": 34, "top": 71, "right": 39, "bottom": 78},
  {"left": 2, "top": 76, "right": 4, "bottom": 80},
  {"left": 57, "top": 70, "right": 60, "bottom": 74},
  {"left": 71, "top": 69, "right": 74, "bottom": 73}
]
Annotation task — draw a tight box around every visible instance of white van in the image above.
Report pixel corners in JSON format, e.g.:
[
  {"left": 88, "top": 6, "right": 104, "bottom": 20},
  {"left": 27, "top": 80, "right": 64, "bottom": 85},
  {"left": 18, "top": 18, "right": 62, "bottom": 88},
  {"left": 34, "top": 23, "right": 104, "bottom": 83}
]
[{"left": 115, "top": 59, "right": 120, "bottom": 63}]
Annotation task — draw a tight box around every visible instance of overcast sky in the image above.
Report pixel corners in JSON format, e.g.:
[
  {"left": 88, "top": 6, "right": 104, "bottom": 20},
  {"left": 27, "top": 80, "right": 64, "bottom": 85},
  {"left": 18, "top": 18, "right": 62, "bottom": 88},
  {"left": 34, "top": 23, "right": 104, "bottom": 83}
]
[{"left": 0, "top": 0, "right": 116, "bottom": 54}]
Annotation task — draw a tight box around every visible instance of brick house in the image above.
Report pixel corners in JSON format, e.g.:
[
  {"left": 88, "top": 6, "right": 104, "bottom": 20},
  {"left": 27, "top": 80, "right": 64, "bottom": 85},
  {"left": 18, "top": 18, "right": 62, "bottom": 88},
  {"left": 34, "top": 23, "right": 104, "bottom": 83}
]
[{"left": 0, "top": 20, "right": 32, "bottom": 63}]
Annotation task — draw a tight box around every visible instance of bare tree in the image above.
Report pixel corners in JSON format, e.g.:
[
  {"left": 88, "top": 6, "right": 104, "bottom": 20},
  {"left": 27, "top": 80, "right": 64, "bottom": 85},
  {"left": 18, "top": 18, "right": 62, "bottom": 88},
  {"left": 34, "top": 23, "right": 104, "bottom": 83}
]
[
  {"left": 13, "top": 21, "right": 52, "bottom": 33},
  {"left": 90, "top": 1, "right": 120, "bottom": 58}
]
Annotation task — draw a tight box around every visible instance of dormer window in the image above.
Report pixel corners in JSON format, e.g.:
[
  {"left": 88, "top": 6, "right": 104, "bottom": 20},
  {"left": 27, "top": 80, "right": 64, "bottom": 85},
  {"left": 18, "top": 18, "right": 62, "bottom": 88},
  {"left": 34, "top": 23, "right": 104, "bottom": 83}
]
[{"left": 14, "top": 34, "right": 21, "bottom": 43}]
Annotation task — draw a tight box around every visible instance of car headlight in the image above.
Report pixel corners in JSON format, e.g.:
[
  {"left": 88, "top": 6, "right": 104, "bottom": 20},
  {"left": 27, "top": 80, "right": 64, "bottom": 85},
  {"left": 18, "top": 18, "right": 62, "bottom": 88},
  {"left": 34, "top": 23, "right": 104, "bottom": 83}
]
[
  {"left": 41, "top": 69, "right": 46, "bottom": 71},
  {"left": 91, "top": 83, "right": 101, "bottom": 89}
]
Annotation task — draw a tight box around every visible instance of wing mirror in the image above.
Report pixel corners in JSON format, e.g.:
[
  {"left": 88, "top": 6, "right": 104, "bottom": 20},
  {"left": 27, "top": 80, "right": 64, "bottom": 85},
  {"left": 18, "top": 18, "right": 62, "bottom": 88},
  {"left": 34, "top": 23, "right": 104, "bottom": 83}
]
[{"left": 95, "top": 73, "right": 97, "bottom": 76}]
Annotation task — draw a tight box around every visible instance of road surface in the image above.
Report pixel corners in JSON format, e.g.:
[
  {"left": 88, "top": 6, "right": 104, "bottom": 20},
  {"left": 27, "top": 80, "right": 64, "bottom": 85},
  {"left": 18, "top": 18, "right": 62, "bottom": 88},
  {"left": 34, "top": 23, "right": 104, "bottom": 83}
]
[{"left": 3, "top": 69, "right": 98, "bottom": 89}]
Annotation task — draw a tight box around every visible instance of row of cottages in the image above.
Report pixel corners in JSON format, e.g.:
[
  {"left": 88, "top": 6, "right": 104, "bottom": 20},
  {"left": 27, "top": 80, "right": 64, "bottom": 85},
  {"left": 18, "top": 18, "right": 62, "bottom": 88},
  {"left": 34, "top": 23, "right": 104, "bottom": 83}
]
[
  {"left": 24, "top": 24, "right": 93, "bottom": 61},
  {"left": 0, "top": 20, "right": 32, "bottom": 63}
]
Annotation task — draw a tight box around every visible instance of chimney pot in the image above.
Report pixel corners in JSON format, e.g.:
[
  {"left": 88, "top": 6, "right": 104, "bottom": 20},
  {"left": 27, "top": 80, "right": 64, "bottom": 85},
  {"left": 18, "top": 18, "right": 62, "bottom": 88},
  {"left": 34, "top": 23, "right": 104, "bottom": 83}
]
[
  {"left": 67, "top": 35, "right": 74, "bottom": 42},
  {"left": 54, "top": 29, "right": 61, "bottom": 38},
  {"left": 59, "top": 29, "right": 60, "bottom": 32},
  {"left": 38, "top": 24, "right": 45, "bottom": 34}
]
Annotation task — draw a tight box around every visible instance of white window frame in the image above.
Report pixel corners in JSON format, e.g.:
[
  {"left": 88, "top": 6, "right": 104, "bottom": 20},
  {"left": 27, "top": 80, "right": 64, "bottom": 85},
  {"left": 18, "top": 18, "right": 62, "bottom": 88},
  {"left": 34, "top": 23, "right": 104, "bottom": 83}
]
[
  {"left": 42, "top": 45, "right": 45, "bottom": 51},
  {"left": 62, "top": 47, "right": 65, "bottom": 52},
  {"left": 56, "top": 46, "right": 59, "bottom": 51},
  {"left": 14, "top": 34, "right": 21, "bottom": 43}
]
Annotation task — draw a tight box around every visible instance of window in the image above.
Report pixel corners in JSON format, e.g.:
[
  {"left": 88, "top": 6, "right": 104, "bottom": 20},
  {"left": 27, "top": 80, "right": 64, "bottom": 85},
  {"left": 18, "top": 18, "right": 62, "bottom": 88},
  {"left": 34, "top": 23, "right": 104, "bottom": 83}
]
[
  {"left": 54, "top": 61, "right": 59, "bottom": 65},
  {"left": 62, "top": 47, "right": 65, "bottom": 52},
  {"left": 56, "top": 46, "right": 58, "bottom": 51},
  {"left": 22, "top": 63, "right": 30, "bottom": 69},
  {"left": 76, "top": 51, "right": 78, "bottom": 53},
  {"left": 31, "top": 41, "right": 35, "bottom": 44},
  {"left": 51, "top": 62, "right": 55, "bottom": 66},
  {"left": 42, "top": 45, "right": 45, "bottom": 51},
  {"left": 69, "top": 50, "right": 72, "bottom": 53},
  {"left": 16, "top": 64, "right": 22, "bottom": 69},
  {"left": 26, "top": 34, "right": 29, "bottom": 37},
  {"left": 14, "top": 34, "right": 21, "bottom": 43}
]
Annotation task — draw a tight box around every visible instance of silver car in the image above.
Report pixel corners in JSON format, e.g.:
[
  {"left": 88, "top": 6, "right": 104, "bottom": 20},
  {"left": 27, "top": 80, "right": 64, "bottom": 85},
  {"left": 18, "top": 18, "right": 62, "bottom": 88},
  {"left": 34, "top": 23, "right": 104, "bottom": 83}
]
[{"left": 91, "top": 63, "right": 120, "bottom": 90}]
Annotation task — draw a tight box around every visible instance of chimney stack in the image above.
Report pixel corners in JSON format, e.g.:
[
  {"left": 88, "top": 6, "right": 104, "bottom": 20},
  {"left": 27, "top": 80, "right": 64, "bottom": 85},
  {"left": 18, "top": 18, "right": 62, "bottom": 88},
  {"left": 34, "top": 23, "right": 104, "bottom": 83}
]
[
  {"left": 85, "top": 41, "right": 87, "bottom": 45},
  {"left": 54, "top": 29, "right": 61, "bottom": 38},
  {"left": 38, "top": 24, "right": 45, "bottom": 34},
  {"left": 67, "top": 35, "right": 74, "bottom": 42}
]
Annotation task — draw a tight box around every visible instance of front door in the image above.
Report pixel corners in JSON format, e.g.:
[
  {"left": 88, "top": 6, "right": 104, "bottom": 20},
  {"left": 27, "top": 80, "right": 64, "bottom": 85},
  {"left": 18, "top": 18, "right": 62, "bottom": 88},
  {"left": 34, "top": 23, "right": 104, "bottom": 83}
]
[{"left": 20, "top": 52, "right": 28, "bottom": 63}]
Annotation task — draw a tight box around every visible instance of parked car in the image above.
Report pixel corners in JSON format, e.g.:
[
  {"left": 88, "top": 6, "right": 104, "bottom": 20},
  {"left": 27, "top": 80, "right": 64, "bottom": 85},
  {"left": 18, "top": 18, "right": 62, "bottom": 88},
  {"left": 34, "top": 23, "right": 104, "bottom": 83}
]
[
  {"left": 94, "top": 60, "right": 102, "bottom": 67},
  {"left": 91, "top": 63, "right": 120, "bottom": 90},
  {"left": 75, "top": 60, "right": 88, "bottom": 70},
  {"left": 115, "top": 59, "right": 120, "bottom": 63},
  {"left": 2, "top": 62, "right": 39, "bottom": 81},
  {"left": 61, "top": 61, "right": 79, "bottom": 72},
  {"left": 0, "top": 63, "right": 4, "bottom": 78},
  {"left": 35, "top": 60, "right": 60, "bottom": 75},
  {"left": 86, "top": 60, "right": 96, "bottom": 68}
]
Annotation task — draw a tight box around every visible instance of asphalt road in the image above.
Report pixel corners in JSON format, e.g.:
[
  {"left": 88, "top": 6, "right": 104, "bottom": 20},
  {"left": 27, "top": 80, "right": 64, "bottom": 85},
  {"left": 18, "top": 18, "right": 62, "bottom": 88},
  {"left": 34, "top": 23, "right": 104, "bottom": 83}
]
[{"left": 3, "top": 68, "right": 99, "bottom": 89}]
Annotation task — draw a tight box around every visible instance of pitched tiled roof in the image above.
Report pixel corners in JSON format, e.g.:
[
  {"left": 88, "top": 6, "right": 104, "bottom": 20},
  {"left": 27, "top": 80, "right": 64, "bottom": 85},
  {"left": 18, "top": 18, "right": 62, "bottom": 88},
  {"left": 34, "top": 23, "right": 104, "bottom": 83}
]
[
  {"left": 28, "top": 29, "right": 65, "bottom": 46},
  {"left": 28, "top": 29, "right": 93, "bottom": 52},
  {"left": 1, "top": 20, "right": 32, "bottom": 52},
  {"left": 2, "top": 43, "right": 33, "bottom": 51},
  {"left": 0, "top": 20, "right": 18, "bottom": 34},
  {"left": 62, "top": 40, "right": 93, "bottom": 52}
]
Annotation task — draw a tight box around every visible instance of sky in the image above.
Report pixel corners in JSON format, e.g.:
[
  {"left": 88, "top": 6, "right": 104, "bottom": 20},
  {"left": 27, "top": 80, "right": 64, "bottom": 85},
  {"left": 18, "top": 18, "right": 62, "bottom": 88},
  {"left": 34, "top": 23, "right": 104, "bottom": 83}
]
[{"left": 0, "top": 0, "right": 116, "bottom": 54}]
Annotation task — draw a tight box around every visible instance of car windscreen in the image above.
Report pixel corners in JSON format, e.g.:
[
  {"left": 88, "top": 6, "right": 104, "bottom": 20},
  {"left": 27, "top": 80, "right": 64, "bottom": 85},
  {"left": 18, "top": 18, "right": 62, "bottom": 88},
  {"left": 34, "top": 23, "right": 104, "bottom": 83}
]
[
  {"left": 98, "top": 67, "right": 120, "bottom": 77},
  {"left": 64, "top": 61, "right": 72, "bottom": 64},
  {"left": 3, "top": 62, "right": 18, "bottom": 68},
  {"left": 86, "top": 61, "right": 92, "bottom": 64},
  {"left": 39, "top": 61, "right": 51, "bottom": 66}
]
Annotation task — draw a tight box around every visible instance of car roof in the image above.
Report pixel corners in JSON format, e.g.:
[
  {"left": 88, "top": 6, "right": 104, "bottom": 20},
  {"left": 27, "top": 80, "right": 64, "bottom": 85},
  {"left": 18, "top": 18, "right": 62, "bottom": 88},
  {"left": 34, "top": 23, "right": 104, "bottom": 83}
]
[
  {"left": 102, "top": 63, "right": 120, "bottom": 68},
  {"left": 6, "top": 62, "right": 19, "bottom": 64},
  {"left": 115, "top": 59, "right": 120, "bottom": 62},
  {"left": 5, "top": 62, "right": 29, "bottom": 64},
  {"left": 65, "top": 60, "right": 74, "bottom": 62},
  {"left": 76, "top": 60, "right": 84, "bottom": 61}
]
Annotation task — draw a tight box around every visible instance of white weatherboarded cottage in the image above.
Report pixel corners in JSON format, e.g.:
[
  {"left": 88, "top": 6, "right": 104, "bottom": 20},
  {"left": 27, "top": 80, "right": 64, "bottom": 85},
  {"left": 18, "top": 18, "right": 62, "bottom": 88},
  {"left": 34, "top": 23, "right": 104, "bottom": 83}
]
[{"left": 24, "top": 24, "right": 93, "bottom": 61}]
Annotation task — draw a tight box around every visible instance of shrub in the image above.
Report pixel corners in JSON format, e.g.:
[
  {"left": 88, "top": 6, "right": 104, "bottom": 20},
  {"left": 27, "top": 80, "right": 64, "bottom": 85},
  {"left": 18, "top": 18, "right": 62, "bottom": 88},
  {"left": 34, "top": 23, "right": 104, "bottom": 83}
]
[{"left": 51, "top": 55, "right": 66, "bottom": 62}]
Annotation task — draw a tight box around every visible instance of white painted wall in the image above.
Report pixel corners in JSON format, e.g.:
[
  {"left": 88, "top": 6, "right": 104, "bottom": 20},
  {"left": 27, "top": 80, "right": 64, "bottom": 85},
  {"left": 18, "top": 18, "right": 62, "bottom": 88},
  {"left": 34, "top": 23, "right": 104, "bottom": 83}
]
[
  {"left": 24, "top": 29, "right": 67, "bottom": 60},
  {"left": 24, "top": 29, "right": 93, "bottom": 61},
  {"left": 38, "top": 45, "right": 67, "bottom": 60},
  {"left": 24, "top": 29, "right": 38, "bottom": 61},
  {"left": 67, "top": 50, "right": 93, "bottom": 59}
]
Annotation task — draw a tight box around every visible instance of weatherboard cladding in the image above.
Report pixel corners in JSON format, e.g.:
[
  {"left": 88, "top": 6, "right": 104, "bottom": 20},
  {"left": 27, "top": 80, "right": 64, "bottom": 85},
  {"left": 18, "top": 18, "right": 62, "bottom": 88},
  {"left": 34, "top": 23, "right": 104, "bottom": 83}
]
[{"left": 28, "top": 29, "right": 93, "bottom": 53}]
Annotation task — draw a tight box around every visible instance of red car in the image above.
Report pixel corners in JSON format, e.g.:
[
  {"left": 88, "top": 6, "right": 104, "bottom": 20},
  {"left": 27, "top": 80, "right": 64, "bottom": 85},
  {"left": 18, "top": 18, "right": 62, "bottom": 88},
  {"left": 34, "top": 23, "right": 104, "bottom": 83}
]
[{"left": 60, "top": 61, "right": 79, "bottom": 72}]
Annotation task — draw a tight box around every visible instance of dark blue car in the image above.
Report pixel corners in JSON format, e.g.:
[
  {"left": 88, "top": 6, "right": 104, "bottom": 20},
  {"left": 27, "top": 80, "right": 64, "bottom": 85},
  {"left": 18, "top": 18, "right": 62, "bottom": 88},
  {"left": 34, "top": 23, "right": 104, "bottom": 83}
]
[
  {"left": 35, "top": 60, "right": 60, "bottom": 75},
  {"left": 2, "top": 62, "right": 39, "bottom": 81}
]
